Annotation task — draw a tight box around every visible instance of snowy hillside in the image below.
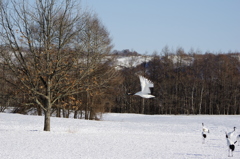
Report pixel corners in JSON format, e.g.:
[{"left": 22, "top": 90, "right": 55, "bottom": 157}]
[
  {"left": 115, "top": 56, "right": 153, "bottom": 68},
  {"left": 113, "top": 54, "right": 193, "bottom": 69},
  {"left": 0, "top": 113, "right": 240, "bottom": 159}
]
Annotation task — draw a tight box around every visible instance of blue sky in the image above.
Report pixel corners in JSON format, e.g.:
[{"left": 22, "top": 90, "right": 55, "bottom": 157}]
[{"left": 82, "top": 0, "right": 240, "bottom": 54}]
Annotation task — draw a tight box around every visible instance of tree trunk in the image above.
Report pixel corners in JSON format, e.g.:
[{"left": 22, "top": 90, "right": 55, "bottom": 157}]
[
  {"left": 191, "top": 87, "right": 194, "bottom": 114},
  {"left": 141, "top": 98, "right": 145, "bottom": 114},
  {"left": 44, "top": 108, "right": 51, "bottom": 131},
  {"left": 43, "top": 97, "right": 52, "bottom": 131},
  {"left": 198, "top": 87, "right": 203, "bottom": 114},
  {"left": 37, "top": 106, "right": 42, "bottom": 116},
  {"left": 89, "top": 107, "right": 95, "bottom": 120},
  {"left": 74, "top": 110, "right": 78, "bottom": 119},
  {"left": 56, "top": 107, "right": 61, "bottom": 117}
]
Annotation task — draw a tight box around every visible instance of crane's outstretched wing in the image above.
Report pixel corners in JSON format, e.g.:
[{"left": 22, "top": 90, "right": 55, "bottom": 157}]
[{"left": 139, "top": 75, "right": 154, "bottom": 94}]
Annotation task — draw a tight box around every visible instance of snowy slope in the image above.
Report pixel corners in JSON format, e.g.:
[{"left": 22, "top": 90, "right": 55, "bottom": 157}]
[
  {"left": 0, "top": 113, "right": 240, "bottom": 159},
  {"left": 115, "top": 56, "right": 153, "bottom": 68}
]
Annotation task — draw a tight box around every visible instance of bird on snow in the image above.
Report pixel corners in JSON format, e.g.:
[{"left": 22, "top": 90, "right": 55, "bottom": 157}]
[
  {"left": 202, "top": 123, "right": 210, "bottom": 133},
  {"left": 226, "top": 127, "right": 236, "bottom": 139},
  {"left": 202, "top": 123, "right": 209, "bottom": 144},
  {"left": 128, "top": 75, "right": 155, "bottom": 98},
  {"left": 226, "top": 132, "right": 237, "bottom": 157}
]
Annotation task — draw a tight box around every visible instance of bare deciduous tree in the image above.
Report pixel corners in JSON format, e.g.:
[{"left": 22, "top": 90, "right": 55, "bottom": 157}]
[{"left": 0, "top": 0, "right": 116, "bottom": 131}]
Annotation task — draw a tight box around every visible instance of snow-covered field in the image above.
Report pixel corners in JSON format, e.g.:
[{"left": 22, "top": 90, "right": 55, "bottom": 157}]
[{"left": 0, "top": 113, "right": 240, "bottom": 159}]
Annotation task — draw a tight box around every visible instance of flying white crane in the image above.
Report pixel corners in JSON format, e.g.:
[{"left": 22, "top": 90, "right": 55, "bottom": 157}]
[{"left": 128, "top": 75, "right": 155, "bottom": 98}]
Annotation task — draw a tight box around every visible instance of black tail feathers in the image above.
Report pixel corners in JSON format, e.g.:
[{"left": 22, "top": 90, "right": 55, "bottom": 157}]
[{"left": 230, "top": 144, "right": 235, "bottom": 151}]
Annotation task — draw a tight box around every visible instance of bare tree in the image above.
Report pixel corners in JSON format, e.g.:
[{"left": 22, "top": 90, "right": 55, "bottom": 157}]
[{"left": 0, "top": 0, "right": 116, "bottom": 131}]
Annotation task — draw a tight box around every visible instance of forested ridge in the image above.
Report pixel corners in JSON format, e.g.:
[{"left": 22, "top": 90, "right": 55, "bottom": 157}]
[
  {"left": 113, "top": 49, "right": 240, "bottom": 115},
  {"left": 1, "top": 48, "right": 240, "bottom": 116}
]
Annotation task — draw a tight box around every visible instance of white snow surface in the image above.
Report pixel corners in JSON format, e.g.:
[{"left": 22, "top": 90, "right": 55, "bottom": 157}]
[{"left": 0, "top": 113, "right": 240, "bottom": 159}]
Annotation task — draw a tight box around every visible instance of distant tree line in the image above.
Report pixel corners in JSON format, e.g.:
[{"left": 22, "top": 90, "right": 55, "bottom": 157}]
[
  {"left": 111, "top": 47, "right": 240, "bottom": 115},
  {"left": 1, "top": 44, "right": 240, "bottom": 122}
]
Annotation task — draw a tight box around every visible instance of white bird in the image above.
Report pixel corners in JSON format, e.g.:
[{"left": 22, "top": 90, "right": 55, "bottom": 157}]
[
  {"left": 128, "top": 75, "right": 155, "bottom": 98},
  {"left": 202, "top": 123, "right": 210, "bottom": 133},
  {"left": 226, "top": 127, "right": 236, "bottom": 139},
  {"left": 202, "top": 123, "right": 209, "bottom": 144},
  {"left": 226, "top": 132, "right": 237, "bottom": 157}
]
